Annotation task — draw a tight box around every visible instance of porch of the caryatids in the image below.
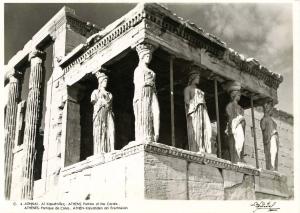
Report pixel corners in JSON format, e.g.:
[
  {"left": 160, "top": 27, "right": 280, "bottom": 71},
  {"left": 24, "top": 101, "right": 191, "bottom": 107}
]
[{"left": 20, "top": 49, "right": 46, "bottom": 200}]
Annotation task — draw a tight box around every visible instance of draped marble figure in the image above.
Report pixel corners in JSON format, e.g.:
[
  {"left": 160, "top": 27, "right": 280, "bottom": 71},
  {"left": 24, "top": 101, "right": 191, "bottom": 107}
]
[
  {"left": 133, "top": 43, "right": 160, "bottom": 143},
  {"left": 225, "top": 81, "right": 245, "bottom": 163},
  {"left": 184, "top": 70, "right": 212, "bottom": 153},
  {"left": 260, "top": 100, "right": 279, "bottom": 171},
  {"left": 91, "top": 71, "right": 115, "bottom": 154}
]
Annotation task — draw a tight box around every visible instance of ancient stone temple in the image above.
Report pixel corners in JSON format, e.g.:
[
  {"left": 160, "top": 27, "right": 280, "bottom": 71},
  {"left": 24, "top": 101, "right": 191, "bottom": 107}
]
[{"left": 4, "top": 3, "right": 293, "bottom": 200}]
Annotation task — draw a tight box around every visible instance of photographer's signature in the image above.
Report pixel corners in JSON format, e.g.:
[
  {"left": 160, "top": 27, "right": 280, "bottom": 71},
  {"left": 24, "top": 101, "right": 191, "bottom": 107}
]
[{"left": 250, "top": 201, "right": 280, "bottom": 212}]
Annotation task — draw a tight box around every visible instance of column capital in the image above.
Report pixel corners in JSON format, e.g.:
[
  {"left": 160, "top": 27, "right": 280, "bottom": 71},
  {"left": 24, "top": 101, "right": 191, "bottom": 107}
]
[
  {"left": 8, "top": 75, "right": 19, "bottom": 84},
  {"left": 28, "top": 49, "right": 46, "bottom": 62},
  {"left": 5, "top": 68, "right": 24, "bottom": 85},
  {"left": 136, "top": 42, "right": 158, "bottom": 57},
  {"left": 92, "top": 67, "right": 109, "bottom": 77}
]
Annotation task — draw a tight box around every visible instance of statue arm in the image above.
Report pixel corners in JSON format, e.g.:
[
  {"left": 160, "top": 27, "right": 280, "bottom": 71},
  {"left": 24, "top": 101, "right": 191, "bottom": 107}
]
[
  {"left": 107, "top": 112, "right": 115, "bottom": 151},
  {"left": 225, "top": 104, "right": 231, "bottom": 120},
  {"left": 240, "top": 107, "right": 246, "bottom": 128},
  {"left": 201, "top": 92, "right": 208, "bottom": 108},
  {"left": 152, "top": 93, "right": 160, "bottom": 142},
  {"left": 184, "top": 87, "right": 190, "bottom": 112},
  {"left": 225, "top": 104, "right": 232, "bottom": 135},
  {"left": 133, "top": 68, "right": 143, "bottom": 101},
  {"left": 133, "top": 67, "right": 138, "bottom": 85},
  {"left": 260, "top": 118, "right": 270, "bottom": 144},
  {"left": 90, "top": 90, "right": 97, "bottom": 104},
  {"left": 260, "top": 118, "right": 266, "bottom": 131}
]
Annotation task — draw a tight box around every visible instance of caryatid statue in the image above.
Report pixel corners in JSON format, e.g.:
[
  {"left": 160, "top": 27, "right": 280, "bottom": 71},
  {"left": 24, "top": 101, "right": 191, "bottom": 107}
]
[
  {"left": 225, "top": 81, "right": 245, "bottom": 163},
  {"left": 184, "top": 70, "right": 212, "bottom": 153},
  {"left": 133, "top": 43, "right": 160, "bottom": 143},
  {"left": 260, "top": 100, "right": 279, "bottom": 171},
  {"left": 91, "top": 70, "right": 115, "bottom": 154}
]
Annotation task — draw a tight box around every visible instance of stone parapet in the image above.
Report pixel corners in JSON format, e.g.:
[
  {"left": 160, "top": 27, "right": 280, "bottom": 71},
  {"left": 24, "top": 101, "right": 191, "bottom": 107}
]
[{"left": 55, "top": 142, "right": 289, "bottom": 200}]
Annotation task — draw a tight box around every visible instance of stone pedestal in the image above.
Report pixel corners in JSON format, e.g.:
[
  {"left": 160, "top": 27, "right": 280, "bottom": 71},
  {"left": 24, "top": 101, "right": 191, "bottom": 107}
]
[
  {"left": 4, "top": 74, "right": 22, "bottom": 199},
  {"left": 20, "top": 49, "right": 46, "bottom": 200}
]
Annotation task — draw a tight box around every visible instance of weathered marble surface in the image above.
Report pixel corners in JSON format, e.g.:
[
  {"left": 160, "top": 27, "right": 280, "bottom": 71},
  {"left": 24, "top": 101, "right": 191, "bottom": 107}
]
[
  {"left": 223, "top": 170, "right": 255, "bottom": 200},
  {"left": 145, "top": 153, "right": 188, "bottom": 199},
  {"left": 187, "top": 162, "right": 224, "bottom": 200},
  {"left": 255, "top": 169, "right": 289, "bottom": 199}
]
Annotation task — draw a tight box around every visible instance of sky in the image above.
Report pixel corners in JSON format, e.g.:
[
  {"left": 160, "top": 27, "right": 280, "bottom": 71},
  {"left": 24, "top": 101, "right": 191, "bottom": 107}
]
[{"left": 4, "top": 3, "right": 293, "bottom": 114}]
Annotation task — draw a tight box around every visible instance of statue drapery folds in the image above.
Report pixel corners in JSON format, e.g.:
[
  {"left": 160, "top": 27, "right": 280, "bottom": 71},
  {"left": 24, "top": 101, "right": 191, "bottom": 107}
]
[
  {"left": 133, "top": 43, "right": 160, "bottom": 143},
  {"left": 225, "top": 81, "right": 245, "bottom": 163},
  {"left": 184, "top": 70, "right": 212, "bottom": 153},
  {"left": 91, "top": 71, "right": 115, "bottom": 154},
  {"left": 260, "top": 100, "right": 279, "bottom": 171}
]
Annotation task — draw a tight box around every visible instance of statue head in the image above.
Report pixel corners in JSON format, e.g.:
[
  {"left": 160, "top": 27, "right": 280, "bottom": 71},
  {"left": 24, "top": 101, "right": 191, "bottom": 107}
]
[
  {"left": 230, "top": 90, "right": 241, "bottom": 102},
  {"left": 263, "top": 100, "right": 274, "bottom": 115},
  {"left": 95, "top": 71, "right": 108, "bottom": 89},
  {"left": 188, "top": 70, "right": 200, "bottom": 86},
  {"left": 225, "top": 81, "right": 241, "bottom": 102},
  {"left": 136, "top": 43, "right": 155, "bottom": 65}
]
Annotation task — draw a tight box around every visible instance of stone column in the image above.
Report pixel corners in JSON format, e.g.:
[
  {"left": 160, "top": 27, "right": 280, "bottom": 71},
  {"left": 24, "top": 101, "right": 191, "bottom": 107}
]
[
  {"left": 4, "top": 73, "right": 22, "bottom": 199},
  {"left": 133, "top": 42, "right": 160, "bottom": 143},
  {"left": 21, "top": 49, "right": 46, "bottom": 200}
]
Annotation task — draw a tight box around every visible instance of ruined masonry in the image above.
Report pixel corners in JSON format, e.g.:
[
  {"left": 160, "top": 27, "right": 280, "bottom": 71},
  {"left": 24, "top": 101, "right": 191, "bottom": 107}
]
[{"left": 4, "top": 3, "right": 293, "bottom": 200}]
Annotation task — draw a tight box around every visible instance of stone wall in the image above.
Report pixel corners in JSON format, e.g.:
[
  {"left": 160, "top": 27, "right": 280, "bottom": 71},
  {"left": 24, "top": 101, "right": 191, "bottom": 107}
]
[
  {"left": 59, "top": 151, "right": 145, "bottom": 200},
  {"left": 144, "top": 152, "right": 225, "bottom": 199}
]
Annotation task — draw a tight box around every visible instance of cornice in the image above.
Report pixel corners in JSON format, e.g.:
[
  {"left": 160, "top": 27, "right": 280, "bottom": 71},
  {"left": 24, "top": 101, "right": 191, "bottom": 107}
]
[
  {"left": 61, "top": 142, "right": 260, "bottom": 177},
  {"left": 143, "top": 143, "right": 260, "bottom": 176},
  {"left": 223, "top": 49, "right": 283, "bottom": 89},
  {"left": 66, "top": 15, "right": 100, "bottom": 37},
  {"left": 60, "top": 4, "right": 145, "bottom": 73}
]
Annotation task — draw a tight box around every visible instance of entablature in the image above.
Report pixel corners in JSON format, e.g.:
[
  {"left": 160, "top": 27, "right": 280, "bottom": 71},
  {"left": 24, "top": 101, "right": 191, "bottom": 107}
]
[{"left": 59, "top": 3, "right": 283, "bottom": 103}]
